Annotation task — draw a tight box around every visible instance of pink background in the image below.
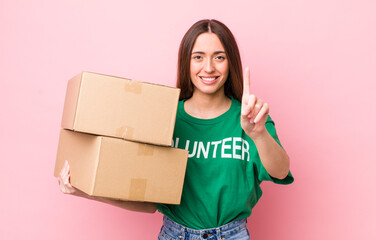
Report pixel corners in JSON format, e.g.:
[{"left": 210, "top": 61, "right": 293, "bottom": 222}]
[{"left": 1, "top": 0, "right": 375, "bottom": 239}]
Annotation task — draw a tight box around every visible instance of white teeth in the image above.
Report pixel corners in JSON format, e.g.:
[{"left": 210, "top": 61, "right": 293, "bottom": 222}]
[{"left": 201, "top": 77, "right": 217, "bottom": 81}]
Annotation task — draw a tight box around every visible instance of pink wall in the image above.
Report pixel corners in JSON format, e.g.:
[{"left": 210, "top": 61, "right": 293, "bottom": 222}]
[{"left": 1, "top": 0, "right": 375, "bottom": 239}]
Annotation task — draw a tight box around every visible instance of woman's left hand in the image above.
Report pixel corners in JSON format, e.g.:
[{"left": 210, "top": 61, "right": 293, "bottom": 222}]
[{"left": 241, "top": 67, "right": 269, "bottom": 139}]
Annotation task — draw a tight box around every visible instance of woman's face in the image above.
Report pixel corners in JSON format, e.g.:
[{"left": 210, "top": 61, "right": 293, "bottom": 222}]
[{"left": 190, "top": 32, "right": 229, "bottom": 97}]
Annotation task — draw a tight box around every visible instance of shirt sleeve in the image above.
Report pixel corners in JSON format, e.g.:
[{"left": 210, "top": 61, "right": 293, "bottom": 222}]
[{"left": 255, "top": 115, "right": 294, "bottom": 185}]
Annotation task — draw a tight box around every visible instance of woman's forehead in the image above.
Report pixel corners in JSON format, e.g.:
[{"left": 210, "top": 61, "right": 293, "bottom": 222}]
[{"left": 192, "top": 32, "right": 225, "bottom": 53}]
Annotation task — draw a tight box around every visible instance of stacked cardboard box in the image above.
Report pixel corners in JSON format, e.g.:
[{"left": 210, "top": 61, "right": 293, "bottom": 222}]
[{"left": 54, "top": 72, "right": 188, "bottom": 205}]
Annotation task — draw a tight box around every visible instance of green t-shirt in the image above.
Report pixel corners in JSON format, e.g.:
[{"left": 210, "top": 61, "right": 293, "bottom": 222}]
[{"left": 157, "top": 98, "right": 294, "bottom": 229}]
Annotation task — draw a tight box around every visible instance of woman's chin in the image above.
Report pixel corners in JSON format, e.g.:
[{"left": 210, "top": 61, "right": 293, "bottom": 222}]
[{"left": 194, "top": 86, "right": 225, "bottom": 97}]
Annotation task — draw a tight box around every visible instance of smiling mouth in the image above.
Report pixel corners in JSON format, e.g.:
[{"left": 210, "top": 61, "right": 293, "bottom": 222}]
[{"left": 199, "top": 76, "right": 219, "bottom": 84}]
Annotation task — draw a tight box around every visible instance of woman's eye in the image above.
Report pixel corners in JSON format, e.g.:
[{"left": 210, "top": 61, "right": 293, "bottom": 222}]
[
  {"left": 216, "top": 55, "right": 225, "bottom": 60},
  {"left": 193, "top": 55, "right": 202, "bottom": 60}
]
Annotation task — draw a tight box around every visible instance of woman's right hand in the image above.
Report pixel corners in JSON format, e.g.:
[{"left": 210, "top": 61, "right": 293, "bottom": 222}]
[{"left": 58, "top": 160, "right": 90, "bottom": 198}]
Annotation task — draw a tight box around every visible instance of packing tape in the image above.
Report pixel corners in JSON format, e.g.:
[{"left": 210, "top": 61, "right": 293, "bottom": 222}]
[
  {"left": 116, "top": 126, "right": 134, "bottom": 139},
  {"left": 124, "top": 80, "right": 142, "bottom": 94},
  {"left": 129, "top": 178, "right": 147, "bottom": 201},
  {"left": 137, "top": 143, "right": 155, "bottom": 156}
]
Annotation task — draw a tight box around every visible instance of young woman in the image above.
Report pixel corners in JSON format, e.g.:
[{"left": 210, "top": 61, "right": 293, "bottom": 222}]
[
  {"left": 59, "top": 19, "right": 293, "bottom": 240},
  {"left": 155, "top": 19, "right": 293, "bottom": 240}
]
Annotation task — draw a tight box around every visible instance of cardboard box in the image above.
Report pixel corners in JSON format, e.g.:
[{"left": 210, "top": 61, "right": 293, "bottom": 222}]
[
  {"left": 54, "top": 129, "right": 188, "bottom": 204},
  {"left": 61, "top": 72, "right": 180, "bottom": 146}
]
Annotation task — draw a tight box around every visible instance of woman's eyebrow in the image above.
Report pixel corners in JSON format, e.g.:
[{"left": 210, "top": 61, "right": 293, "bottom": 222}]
[{"left": 191, "top": 51, "right": 226, "bottom": 54}]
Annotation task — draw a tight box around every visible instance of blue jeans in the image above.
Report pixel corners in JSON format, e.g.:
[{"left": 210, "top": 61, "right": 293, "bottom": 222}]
[{"left": 158, "top": 215, "right": 250, "bottom": 240}]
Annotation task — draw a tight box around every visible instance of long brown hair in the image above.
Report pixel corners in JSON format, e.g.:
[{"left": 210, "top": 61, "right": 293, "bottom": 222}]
[{"left": 177, "top": 19, "right": 243, "bottom": 101}]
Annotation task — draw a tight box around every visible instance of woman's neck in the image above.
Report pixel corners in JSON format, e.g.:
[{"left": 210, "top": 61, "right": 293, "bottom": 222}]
[{"left": 184, "top": 91, "right": 232, "bottom": 119}]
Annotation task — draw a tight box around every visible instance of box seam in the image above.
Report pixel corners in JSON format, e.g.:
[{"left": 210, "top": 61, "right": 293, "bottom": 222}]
[{"left": 91, "top": 136, "right": 102, "bottom": 195}]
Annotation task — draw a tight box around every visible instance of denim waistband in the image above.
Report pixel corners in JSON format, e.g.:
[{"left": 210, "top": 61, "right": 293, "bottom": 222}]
[{"left": 162, "top": 215, "right": 248, "bottom": 238}]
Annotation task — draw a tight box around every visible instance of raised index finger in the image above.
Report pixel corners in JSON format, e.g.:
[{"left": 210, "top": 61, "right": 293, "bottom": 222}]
[{"left": 243, "top": 67, "right": 251, "bottom": 98}]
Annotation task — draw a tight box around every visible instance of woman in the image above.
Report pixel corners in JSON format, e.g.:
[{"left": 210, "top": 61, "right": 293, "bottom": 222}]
[
  {"left": 155, "top": 19, "right": 293, "bottom": 240},
  {"left": 59, "top": 19, "right": 293, "bottom": 239}
]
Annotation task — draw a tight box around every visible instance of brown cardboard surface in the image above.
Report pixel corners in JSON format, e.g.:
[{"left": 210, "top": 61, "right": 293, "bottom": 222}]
[
  {"left": 55, "top": 129, "right": 188, "bottom": 204},
  {"left": 61, "top": 73, "right": 82, "bottom": 130},
  {"left": 61, "top": 72, "right": 180, "bottom": 146}
]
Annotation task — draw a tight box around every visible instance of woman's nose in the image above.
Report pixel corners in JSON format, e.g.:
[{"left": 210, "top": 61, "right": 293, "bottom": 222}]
[{"left": 204, "top": 59, "right": 215, "bottom": 73}]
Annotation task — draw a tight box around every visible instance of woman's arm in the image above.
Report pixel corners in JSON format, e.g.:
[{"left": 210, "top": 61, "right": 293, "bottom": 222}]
[
  {"left": 241, "top": 67, "right": 290, "bottom": 179},
  {"left": 94, "top": 196, "right": 157, "bottom": 213},
  {"left": 58, "top": 161, "right": 157, "bottom": 213},
  {"left": 74, "top": 188, "right": 157, "bottom": 213},
  {"left": 248, "top": 129, "right": 290, "bottom": 179}
]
